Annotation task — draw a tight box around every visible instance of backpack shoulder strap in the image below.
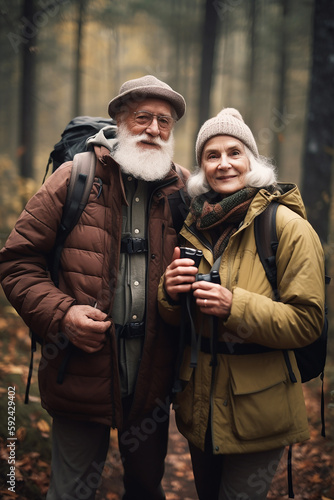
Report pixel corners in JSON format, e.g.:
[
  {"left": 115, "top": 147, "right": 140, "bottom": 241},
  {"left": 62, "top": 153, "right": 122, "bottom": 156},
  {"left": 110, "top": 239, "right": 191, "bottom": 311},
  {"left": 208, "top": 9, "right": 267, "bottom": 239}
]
[
  {"left": 167, "top": 164, "right": 190, "bottom": 234},
  {"left": 62, "top": 151, "right": 96, "bottom": 232},
  {"left": 50, "top": 151, "right": 96, "bottom": 286},
  {"left": 254, "top": 201, "right": 280, "bottom": 301},
  {"left": 174, "top": 163, "right": 190, "bottom": 206},
  {"left": 254, "top": 201, "right": 297, "bottom": 386}
]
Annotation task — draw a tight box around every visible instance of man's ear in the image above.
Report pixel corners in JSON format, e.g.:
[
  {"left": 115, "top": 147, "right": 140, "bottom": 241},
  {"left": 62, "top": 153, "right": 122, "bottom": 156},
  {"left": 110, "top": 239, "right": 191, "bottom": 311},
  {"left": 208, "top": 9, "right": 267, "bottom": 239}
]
[{"left": 115, "top": 113, "right": 123, "bottom": 126}]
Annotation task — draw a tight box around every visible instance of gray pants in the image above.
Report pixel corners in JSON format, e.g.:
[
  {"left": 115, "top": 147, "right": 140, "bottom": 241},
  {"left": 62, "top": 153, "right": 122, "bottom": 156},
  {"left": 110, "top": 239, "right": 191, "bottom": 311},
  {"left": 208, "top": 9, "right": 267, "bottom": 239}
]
[
  {"left": 189, "top": 440, "right": 285, "bottom": 500},
  {"left": 46, "top": 401, "right": 169, "bottom": 500},
  {"left": 46, "top": 417, "right": 110, "bottom": 500}
]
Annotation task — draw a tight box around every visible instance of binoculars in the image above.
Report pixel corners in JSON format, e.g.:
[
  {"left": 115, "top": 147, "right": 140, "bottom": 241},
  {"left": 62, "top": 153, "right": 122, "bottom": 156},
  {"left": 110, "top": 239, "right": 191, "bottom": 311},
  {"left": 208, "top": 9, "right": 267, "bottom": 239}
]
[{"left": 180, "top": 247, "right": 220, "bottom": 284}]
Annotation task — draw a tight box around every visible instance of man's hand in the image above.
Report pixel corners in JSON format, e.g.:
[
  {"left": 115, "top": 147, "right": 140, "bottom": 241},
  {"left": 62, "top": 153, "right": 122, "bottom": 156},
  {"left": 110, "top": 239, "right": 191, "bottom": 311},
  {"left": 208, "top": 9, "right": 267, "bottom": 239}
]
[{"left": 61, "top": 305, "right": 111, "bottom": 353}]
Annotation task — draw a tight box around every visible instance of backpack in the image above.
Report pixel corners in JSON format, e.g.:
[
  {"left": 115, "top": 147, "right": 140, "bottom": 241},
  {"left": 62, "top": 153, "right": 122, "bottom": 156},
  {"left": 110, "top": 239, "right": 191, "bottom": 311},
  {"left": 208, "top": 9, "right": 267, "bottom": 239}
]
[
  {"left": 44, "top": 115, "right": 117, "bottom": 175},
  {"left": 24, "top": 116, "right": 189, "bottom": 404},
  {"left": 254, "top": 201, "right": 329, "bottom": 499},
  {"left": 254, "top": 201, "right": 329, "bottom": 387}
]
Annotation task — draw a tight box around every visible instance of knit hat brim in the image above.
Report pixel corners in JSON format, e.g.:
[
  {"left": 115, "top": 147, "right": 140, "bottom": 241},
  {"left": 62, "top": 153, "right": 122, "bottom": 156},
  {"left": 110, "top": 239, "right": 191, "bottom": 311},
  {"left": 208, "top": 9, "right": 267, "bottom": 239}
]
[{"left": 195, "top": 108, "right": 259, "bottom": 165}]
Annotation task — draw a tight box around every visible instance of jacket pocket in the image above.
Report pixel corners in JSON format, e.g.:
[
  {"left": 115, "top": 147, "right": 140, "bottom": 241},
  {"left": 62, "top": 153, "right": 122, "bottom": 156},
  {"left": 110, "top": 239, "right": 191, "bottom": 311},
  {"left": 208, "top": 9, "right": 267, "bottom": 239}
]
[
  {"left": 228, "top": 352, "right": 293, "bottom": 441},
  {"left": 174, "top": 347, "right": 194, "bottom": 426}
]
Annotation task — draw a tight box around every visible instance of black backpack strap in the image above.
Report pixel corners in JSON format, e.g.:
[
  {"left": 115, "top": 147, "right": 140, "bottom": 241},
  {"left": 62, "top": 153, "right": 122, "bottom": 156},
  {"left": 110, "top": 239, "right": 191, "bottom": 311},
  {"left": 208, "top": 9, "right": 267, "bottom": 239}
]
[
  {"left": 43, "top": 155, "right": 52, "bottom": 184},
  {"left": 168, "top": 164, "right": 190, "bottom": 235},
  {"left": 287, "top": 444, "right": 294, "bottom": 498},
  {"left": 254, "top": 202, "right": 298, "bottom": 383},
  {"left": 24, "top": 331, "right": 37, "bottom": 404},
  {"left": 254, "top": 202, "right": 280, "bottom": 301},
  {"left": 168, "top": 193, "right": 190, "bottom": 234},
  {"left": 50, "top": 151, "right": 96, "bottom": 287},
  {"left": 174, "top": 164, "right": 190, "bottom": 206},
  {"left": 63, "top": 152, "right": 96, "bottom": 227}
]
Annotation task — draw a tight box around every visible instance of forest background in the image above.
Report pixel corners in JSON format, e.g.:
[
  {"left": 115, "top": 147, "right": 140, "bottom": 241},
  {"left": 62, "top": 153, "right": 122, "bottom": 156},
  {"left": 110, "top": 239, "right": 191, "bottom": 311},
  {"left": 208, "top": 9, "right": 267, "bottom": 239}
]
[{"left": 0, "top": 0, "right": 334, "bottom": 499}]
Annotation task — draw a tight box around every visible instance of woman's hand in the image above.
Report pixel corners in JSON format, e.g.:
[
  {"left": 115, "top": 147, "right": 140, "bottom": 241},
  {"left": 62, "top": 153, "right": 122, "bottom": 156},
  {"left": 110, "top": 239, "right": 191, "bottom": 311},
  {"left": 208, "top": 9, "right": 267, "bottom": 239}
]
[
  {"left": 164, "top": 247, "right": 199, "bottom": 302},
  {"left": 192, "top": 280, "right": 232, "bottom": 319}
]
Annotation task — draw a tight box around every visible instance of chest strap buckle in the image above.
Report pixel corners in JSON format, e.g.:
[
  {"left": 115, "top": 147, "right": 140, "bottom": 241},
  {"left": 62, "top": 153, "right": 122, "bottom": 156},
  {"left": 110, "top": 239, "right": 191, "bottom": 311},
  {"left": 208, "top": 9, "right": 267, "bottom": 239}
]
[
  {"left": 116, "top": 322, "right": 145, "bottom": 339},
  {"left": 120, "top": 237, "right": 148, "bottom": 254}
]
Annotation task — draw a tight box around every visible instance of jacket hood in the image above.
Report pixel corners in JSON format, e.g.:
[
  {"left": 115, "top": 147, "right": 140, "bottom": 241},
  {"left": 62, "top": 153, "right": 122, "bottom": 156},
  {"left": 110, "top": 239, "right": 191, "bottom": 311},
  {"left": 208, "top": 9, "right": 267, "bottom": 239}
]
[
  {"left": 257, "top": 183, "right": 307, "bottom": 219},
  {"left": 275, "top": 183, "right": 307, "bottom": 219},
  {"left": 86, "top": 125, "right": 118, "bottom": 151}
]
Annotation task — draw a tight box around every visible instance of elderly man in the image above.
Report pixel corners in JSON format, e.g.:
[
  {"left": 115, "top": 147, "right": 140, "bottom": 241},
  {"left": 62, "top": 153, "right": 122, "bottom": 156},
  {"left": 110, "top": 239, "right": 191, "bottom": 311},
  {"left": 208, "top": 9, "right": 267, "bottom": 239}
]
[{"left": 0, "top": 75, "right": 189, "bottom": 500}]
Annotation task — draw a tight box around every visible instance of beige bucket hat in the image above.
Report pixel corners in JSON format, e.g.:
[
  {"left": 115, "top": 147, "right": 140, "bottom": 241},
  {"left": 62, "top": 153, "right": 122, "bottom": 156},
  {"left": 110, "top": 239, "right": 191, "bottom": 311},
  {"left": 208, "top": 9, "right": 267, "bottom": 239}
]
[{"left": 108, "top": 75, "right": 186, "bottom": 120}]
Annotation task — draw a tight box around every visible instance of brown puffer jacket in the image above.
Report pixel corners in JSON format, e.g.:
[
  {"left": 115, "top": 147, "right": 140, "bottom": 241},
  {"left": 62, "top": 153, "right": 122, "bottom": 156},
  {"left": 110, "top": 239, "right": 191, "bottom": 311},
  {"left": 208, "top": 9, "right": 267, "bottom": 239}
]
[{"left": 0, "top": 146, "right": 189, "bottom": 428}]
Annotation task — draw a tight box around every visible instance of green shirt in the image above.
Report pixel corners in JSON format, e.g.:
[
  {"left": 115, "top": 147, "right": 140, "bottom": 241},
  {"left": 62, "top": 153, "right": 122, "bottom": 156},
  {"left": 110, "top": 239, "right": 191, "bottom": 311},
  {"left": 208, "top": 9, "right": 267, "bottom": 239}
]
[{"left": 112, "top": 174, "right": 148, "bottom": 397}]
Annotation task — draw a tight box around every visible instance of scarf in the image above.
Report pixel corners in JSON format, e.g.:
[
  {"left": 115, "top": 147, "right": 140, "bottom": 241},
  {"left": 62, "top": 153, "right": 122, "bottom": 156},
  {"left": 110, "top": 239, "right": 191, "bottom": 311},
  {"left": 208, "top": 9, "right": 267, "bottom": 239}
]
[{"left": 190, "top": 187, "right": 258, "bottom": 260}]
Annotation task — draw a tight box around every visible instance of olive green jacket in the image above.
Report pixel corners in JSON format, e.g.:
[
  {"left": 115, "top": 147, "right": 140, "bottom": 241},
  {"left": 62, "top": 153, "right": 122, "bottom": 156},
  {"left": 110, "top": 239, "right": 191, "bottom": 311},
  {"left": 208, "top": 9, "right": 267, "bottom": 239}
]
[{"left": 158, "top": 184, "right": 325, "bottom": 454}]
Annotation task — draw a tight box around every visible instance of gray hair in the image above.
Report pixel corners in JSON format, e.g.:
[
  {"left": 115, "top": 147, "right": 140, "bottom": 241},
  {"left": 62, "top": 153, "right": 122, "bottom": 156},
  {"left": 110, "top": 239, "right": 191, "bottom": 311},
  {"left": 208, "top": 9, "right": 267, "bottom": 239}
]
[{"left": 187, "top": 146, "right": 277, "bottom": 198}]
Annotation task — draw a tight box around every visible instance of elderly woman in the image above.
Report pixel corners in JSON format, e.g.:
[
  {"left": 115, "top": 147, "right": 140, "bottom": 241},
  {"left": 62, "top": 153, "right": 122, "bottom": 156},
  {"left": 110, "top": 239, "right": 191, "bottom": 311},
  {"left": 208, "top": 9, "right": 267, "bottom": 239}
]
[{"left": 158, "top": 108, "right": 325, "bottom": 499}]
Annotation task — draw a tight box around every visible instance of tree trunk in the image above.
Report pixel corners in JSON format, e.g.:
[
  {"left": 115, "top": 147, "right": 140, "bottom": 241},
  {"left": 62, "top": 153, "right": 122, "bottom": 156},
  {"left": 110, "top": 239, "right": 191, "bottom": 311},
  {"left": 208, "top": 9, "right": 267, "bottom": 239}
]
[
  {"left": 197, "top": 0, "right": 220, "bottom": 130},
  {"left": 301, "top": 0, "right": 334, "bottom": 245},
  {"left": 19, "top": 0, "right": 38, "bottom": 179},
  {"left": 245, "top": 0, "right": 257, "bottom": 128},
  {"left": 272, "top": 0, "right": 288, "bottom": 168},
  {"left": 73, "top": 0, "right": 86, "bottom": 117}
]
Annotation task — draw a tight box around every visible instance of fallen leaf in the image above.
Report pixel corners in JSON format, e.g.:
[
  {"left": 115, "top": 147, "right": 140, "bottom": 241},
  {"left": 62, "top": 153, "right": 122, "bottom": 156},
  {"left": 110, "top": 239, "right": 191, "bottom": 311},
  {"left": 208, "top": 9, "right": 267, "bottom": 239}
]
[
  {"left": 16, "top": 426, "right": 26, "bottom": 441},
  {"left": 36, "top": 419, "right": 50, "bottom": 433}
]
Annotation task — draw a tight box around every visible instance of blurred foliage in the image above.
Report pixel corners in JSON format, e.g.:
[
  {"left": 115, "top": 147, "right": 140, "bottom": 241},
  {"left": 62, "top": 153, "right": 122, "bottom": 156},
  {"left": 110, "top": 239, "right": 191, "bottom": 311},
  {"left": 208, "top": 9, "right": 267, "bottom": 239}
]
[
  {"left": 0, "top": 155, "right": 37, "bottom": 246},
  {"left": 0, "top": 300, "right": 51, "bottom": 499}
]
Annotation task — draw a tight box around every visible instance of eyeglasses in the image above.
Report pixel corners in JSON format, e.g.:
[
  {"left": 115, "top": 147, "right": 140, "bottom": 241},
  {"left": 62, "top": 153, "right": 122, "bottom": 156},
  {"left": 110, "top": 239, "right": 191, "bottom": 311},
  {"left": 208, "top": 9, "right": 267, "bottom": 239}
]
[{"left": 133, "top": 111, "right": 176, "bottom": 131}]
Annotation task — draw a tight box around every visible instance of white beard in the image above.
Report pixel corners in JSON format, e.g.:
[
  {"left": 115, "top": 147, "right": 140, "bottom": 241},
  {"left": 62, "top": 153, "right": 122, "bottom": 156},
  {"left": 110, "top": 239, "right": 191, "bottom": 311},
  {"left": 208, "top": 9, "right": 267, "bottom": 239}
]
[{"left": 112, "top": 123, "right": 175, "bottom": 181}]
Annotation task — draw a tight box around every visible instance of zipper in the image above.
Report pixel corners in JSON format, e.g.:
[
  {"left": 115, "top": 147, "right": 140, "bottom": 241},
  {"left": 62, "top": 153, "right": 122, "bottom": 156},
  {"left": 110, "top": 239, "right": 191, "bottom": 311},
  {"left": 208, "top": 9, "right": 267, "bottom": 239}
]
[
  {"left": 220, "top": 223, "right": 246, "bottom": 290},
  {"left": 92, "top": 300, "right": 117, "bottom": 428},
  {"left": 184, "top": 222, "right": 213, "bottom": 253},
  {"left": 108, "top": 328, "right": 118, "bottom": 429},
  {"left": 224, "top": 246, "right": 232, "bottom": 290},
  {"left": 161, "top": 222, "right": 165, "bottom": 254}
]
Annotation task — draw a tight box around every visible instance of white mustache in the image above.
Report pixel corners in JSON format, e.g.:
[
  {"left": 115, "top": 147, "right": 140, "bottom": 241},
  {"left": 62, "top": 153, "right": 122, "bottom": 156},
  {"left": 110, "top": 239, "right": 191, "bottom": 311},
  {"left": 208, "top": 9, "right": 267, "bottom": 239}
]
[{"left": 133, "top": 132, "right": 167, "bottom": 147}]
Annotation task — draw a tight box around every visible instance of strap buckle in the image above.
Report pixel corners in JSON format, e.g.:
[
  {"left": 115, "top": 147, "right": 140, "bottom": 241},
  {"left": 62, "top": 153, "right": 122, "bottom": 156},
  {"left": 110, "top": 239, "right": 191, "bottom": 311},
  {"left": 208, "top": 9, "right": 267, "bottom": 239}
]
[
  {"left": 117, "top": 322, "right": 145, "bottom": 339},
  {"left": 120, "top": 237, "right": 148, "bottom": 254}
]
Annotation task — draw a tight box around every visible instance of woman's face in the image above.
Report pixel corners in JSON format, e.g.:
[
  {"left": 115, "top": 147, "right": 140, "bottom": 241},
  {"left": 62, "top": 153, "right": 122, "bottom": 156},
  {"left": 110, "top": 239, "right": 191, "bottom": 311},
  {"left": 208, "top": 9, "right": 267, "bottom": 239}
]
[{"left": 202, "top": 135, "right": 250, "bottom": 195}]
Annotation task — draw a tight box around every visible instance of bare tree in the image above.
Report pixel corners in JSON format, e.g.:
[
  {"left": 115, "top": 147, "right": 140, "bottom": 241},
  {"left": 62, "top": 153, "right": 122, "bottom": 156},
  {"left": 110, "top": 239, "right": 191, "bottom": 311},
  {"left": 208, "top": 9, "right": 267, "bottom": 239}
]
[
  {"left": 272, "top": 0, "right": 288, "bottom": 167},
  {"left": 247, "top": 0, "right": 257, "bottom": 128},
  {"left": 19, "top": 0, "right": 38, "bottom": 179},
  {"left": 301, "top": 0, "right": 334, "bottom": 245},
  {"left": 73, "top": 0, "right": 87, "bottom": 117},
  {"left": 197, "top": 0, "right": 220, "bottom": 129}
]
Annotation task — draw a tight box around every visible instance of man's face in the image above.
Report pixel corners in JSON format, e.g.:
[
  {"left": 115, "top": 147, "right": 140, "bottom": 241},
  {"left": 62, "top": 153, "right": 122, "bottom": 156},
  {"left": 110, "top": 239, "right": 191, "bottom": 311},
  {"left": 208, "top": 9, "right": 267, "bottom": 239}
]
[
  {"left": 112, "top": 98, "right": 176, "bottom": 182},
  {"left": 117, "top": 98, "right": 175, "bottom": 145}
]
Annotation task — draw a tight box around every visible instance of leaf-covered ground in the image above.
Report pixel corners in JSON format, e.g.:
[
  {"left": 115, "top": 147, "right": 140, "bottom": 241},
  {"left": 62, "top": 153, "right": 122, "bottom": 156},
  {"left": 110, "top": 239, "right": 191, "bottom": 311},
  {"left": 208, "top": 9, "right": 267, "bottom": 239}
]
[{"left": 0, "top": 295, "right": 333, "bottom": 500}]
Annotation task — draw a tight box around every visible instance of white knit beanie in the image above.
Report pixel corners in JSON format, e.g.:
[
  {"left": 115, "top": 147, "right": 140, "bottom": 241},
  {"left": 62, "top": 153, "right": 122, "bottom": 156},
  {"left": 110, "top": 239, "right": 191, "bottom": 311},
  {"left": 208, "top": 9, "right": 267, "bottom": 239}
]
[{"left": 195, "top": 108, "right": 259, "bottom": 166}]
